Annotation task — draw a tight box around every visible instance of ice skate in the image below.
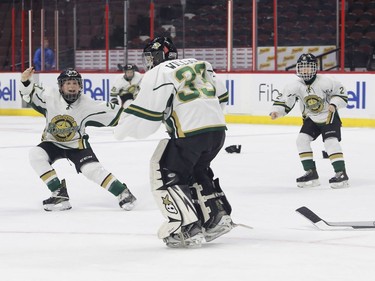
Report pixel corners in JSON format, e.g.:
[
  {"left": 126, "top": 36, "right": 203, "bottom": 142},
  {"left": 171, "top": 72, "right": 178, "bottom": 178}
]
[
  {"left": 118, "top": 186, "right": 137, "bottom": 210},
  {"left": 163, "top": 222, "right": 204, "bottom": 248},
  {"left": 43, "top": 179, "right": 72, "bottom": 211},
  {"left": 203, "top": 211, "right": 234, "bottom": 242},
  {"left": 296, "top": 169, "right": 320, "bottom": 188},
  {"left": 329, "top": 170, "right": 349, "bottom": 189}
]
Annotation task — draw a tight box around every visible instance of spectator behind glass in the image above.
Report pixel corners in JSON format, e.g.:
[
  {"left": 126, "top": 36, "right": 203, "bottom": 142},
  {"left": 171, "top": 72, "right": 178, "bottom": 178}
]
[{"left": 33, "top": 38, "right": 55, "bottom": 71}]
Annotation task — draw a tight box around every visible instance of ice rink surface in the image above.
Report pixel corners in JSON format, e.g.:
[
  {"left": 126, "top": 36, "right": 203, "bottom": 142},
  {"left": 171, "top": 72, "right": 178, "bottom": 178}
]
[{"left": 1, "top": 116, "right": 375, "bottom": 281}]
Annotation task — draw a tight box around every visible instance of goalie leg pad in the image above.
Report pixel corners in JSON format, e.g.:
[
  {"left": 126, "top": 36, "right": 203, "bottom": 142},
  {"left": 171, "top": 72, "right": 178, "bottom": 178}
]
[
  {"left": 190, "top": 178, "right": 232, "bottom": 226},
  {"left": 150, "top": 139, "right": 199, "bottom": 239},
  {"left": 150, "top": 139, "right": 169, "bottom": 191},
  {"left": 190, "top": 179, "right": 234, "bottom": 242},
  {"left": 154, "top": 185, "right": 199, "bottom": 239},
  {"left": 213, "top": 178, "right": 232, "bottom": 215}
]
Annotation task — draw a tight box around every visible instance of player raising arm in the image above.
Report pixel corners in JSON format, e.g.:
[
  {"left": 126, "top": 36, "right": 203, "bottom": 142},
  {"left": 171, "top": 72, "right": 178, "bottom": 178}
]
[
  {"left": 114, "top": 37, "right": 232, "bottom": 248},
  {"left": 270, "top": 53, "right": 349, "bottom": 189},
  {"left": 19, "top": 67, "right": 136, "bottom": 211}
]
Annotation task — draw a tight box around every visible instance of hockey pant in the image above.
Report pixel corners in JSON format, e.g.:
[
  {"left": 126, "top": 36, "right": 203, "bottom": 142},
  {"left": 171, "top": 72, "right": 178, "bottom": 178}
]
[{"left": 29, "top": 146, "right": 125, "bottom": 196}]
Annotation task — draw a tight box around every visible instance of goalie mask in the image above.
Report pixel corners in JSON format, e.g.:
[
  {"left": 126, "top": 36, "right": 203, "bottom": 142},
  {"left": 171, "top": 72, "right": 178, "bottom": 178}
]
[
  {"left": 57, "top": 68, "right": 83, "bottom": 103},
  {"left": 296, "top": 53, "right": 318, "bottom": 83},
  {"left": 143, "top": 37, "right": 178, "bottom": 70}
]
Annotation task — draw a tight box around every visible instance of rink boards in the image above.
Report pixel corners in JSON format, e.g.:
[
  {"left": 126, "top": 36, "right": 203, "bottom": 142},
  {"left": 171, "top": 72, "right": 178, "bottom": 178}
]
[{"left": 1, "top": 72, "right": 374, "bottom": 127}]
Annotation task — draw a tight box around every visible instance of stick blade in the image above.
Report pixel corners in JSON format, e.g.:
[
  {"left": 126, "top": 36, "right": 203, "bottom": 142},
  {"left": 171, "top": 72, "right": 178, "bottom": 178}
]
[
  {"left": 295, "top": 206, "right": 334, "bottom": 230},
  {"left": 296, "top": 206, "right": 375, "bottom": 230},
  {"left": 296, "top": 206, "right": 323, "bottom": 224}
]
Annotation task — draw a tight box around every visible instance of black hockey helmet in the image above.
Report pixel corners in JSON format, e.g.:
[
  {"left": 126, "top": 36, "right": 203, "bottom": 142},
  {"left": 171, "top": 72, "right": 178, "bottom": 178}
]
[
  {"left": 143, "top": 37, "right": 178, "bottom": 70},
  {"left": 57, "top": 68, "right": 83, "bottom": 103},
  {"left": 123, "top": 64, "right": 137, "bottom": 81},
  {"left": 296, "top": 53, "right": 318, "bottom": 82}
]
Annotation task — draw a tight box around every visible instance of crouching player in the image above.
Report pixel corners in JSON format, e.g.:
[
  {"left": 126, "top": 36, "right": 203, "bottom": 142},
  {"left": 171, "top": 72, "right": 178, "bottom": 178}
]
[{"left": 19, "top": 67, "right": 137, "bottom": 211}]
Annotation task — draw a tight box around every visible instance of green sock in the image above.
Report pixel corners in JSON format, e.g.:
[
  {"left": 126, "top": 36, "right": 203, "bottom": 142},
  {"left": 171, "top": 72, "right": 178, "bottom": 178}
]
[
  {"left": 301, "top": 159, "right": 316, "bottom": 171},
  {"left": 108, "top": 180, "right": 126, "bottom": 196},
  {"left": 332, "top": 161, "right": 346, "bottom": 173},
  {"left": 47, "top": 178, "right": 61, "bottom": 192}
]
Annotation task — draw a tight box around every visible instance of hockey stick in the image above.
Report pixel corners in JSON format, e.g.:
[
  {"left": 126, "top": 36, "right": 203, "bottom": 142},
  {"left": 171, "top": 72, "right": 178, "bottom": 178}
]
[{"left": 296, "top": 206, "right": 375, "bottom": 230}]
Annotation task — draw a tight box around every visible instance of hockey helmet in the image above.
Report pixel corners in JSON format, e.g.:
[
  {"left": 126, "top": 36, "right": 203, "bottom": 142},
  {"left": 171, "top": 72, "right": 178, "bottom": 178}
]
[
  {"left": 123, "top": 64, "right": 136, "bottom": 81},
  {"left": 296, "top": 53, "right": 318, "bottom": 82},
  {"left": 57, "top": 68, "right": 83, "bottom": 103},
  {"left": 143, "top": 37, "right": 178, "bottom": 70}
]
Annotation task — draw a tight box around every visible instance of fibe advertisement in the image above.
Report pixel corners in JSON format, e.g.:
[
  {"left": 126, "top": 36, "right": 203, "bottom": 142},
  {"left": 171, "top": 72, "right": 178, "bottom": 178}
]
[{"left": 219, "top": 73, "right": 374, "bottom": 119}]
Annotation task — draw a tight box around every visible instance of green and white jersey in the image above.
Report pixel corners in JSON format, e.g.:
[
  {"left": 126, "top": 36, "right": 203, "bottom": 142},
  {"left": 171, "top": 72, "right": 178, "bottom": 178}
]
[
  {"left": 114, "top": 58, "right": 228, "bottom": 140},
  {"left": 271, "top": 75, "right": 348, "bottom": 123},
  {"left": 19, "top": 81, "right": 123, "bottom": 149},
  {"left": 110, "top": 71, "right": 143, "bottom": 96}
]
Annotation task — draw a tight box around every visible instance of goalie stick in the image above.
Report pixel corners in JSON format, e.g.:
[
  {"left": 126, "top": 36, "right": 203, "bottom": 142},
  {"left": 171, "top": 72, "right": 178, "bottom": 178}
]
[{"left": 296, "top": 206, "right": 375, "bottom": 230}]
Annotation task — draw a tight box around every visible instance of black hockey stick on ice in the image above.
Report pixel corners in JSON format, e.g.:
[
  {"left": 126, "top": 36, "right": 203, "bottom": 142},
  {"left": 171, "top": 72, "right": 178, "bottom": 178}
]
[{"left": 296, "top": 206, "right": 375, "bottom": 230}]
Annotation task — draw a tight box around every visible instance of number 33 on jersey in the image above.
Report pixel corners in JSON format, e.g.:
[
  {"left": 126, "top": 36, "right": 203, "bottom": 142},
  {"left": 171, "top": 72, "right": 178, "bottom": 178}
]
[{"left": 115, "top": 58, "right": 228, "bottom": 139}]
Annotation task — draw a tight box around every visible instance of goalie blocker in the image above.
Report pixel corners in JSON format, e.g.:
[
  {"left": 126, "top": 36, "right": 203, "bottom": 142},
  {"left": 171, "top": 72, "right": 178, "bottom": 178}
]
[{"left": 150, "top": 139, "right": 233, "bottom": 241}]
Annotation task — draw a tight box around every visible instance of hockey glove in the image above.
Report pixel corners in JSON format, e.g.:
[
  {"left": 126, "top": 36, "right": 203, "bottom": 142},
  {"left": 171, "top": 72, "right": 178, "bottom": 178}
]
[
  {"left": 127, "top": 85, "right": 140, "bottom": 95},
  {"left": 225, "top": 145, "right": 241, "bottom": 153},
  {"left": 119, "top": 92, "right": 134, "bottom": 104}
]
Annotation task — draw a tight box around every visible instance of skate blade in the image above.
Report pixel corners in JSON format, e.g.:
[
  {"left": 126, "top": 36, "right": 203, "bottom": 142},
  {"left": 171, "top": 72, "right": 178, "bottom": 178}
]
[
  {"left": 330, "top": 180, "right": 349, "bottom": 189},
  {"left": 164, "top": 233, "right": 204, "bottom": 249},
  {"left": 297, "top": 179, "right": 320, "bottom": 188},
  {"left": 165, "top": 241, "right": 202, "bottom": 249},
  {"left": 44, "top": 201, "right": 72, "bottom": 212},
  {"left": 204, "top": 226, "right": 232, "bottom": 242}
]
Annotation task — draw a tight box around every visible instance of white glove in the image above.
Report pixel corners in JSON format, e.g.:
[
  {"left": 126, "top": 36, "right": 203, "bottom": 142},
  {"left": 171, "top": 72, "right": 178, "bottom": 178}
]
[
  {"left": 270, "top": 112, "right": 279, "bottom": 120},
  {"left": 21, "top": 66, "right": 34, "bottom": 82},
  {"left": 19, "top": 67, "right": 35, "bottom": 103}
]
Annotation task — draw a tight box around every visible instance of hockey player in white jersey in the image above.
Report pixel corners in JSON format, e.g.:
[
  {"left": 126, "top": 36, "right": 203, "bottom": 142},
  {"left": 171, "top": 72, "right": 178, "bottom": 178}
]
[
  {"left": 110, "top": 64, "right": 143, "bottom": 107},
  {"left": 19, "top": 67, "right": 137, "bottom": 211},
  {"left": 114, "top": 37, "right": 233, "bottom": 248},
  {"left": 270, "top": 53, "right": 349, "bottom": 188}
]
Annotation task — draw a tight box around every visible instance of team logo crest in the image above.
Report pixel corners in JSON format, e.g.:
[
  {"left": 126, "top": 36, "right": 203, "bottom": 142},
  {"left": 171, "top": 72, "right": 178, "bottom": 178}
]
[
  {"left": 47, "top": 115, "right": 79, "bottom": 142},
  {"left": 66, "top": 69, "right": 79, "bottom": 77},
  {"left": 152, "top": 42, "right": 161, "bottom": 50},
  {"left": 162, "top": 194, "right": 178, "bottom": 214},
  {"left": 304, "top": 95, "right": 324, "bottom": 113}
]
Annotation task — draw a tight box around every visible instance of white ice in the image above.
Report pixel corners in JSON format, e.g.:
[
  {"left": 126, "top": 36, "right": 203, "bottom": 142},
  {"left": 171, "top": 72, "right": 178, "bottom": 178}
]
[{"left": 1, "top": 116, "right": 375, "bottom": 281}]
